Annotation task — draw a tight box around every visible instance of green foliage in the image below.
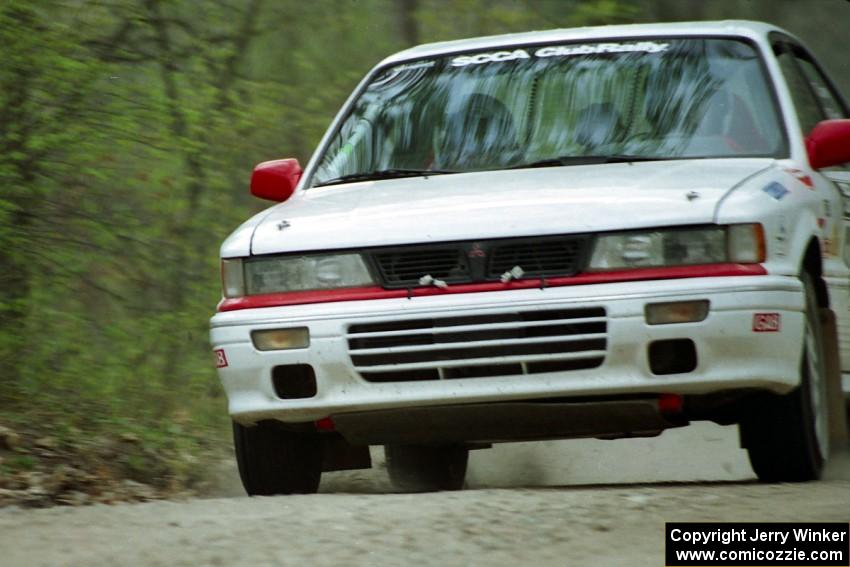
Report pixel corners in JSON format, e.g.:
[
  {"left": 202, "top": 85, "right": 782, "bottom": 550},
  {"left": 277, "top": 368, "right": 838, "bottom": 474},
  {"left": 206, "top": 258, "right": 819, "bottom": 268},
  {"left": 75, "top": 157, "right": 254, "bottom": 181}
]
[
  {"left": 3, "top": 455, "right": 36, "bottom": 473},
  {"left": 0, "top": 0, "right": 846, "bottom": 490}
]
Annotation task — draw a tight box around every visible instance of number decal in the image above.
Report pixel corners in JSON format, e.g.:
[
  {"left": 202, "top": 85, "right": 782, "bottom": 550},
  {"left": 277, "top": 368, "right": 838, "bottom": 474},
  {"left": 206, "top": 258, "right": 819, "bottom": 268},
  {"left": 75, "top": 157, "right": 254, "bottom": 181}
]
[
  {"left": 214, "top": 348, "right": 229, "bottom": 368},
  {"left": 752, "top": 313, "right": 781, "bottom": 332}
]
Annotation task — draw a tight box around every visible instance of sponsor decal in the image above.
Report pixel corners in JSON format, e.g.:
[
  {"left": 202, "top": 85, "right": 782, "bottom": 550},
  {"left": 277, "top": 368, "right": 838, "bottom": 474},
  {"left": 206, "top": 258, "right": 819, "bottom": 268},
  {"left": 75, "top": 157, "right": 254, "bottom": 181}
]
[
  {"left": 762, "top": 181, "right": 789, "bottom": 200},
  {"left": 825, "top": 224, "right": 841, "bottom": 257},
  {"left": 775, "top": 215, "right": 788, "bottom": 257},
  {"left": 214, "top": 348, "right": 228, "bottom": 368},
  {"left": 753, "top": 313, "right": 781, "bottom": 332},
  {"left": 534, "top": 41, "right": 669, "bottom": 58},
  {"left": 783, "top": 167, "right": 814, "bottom": 189},
  {"left": 820, "top": 200, "right": 837, "bottom": 255},
  {"left": 450, "top": 41, "right": 669, "bottom": 67},
  {"left": 451, "top": 49, "right": 531, "bottom": 67}
]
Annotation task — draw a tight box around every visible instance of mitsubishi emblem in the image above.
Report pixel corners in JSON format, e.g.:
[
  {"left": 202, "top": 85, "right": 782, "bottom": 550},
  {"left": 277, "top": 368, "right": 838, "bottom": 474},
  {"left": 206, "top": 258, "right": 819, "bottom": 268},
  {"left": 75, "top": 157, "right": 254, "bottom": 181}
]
[{"left": 468, "top": 243, "right": 486, "bottom": 258}]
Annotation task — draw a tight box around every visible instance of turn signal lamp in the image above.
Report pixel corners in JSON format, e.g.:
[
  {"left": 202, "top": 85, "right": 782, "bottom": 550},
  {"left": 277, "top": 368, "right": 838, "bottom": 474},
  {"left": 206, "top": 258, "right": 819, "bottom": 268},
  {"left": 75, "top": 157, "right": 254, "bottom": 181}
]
[{"left": 728, "top": 223, "right": 765, "bottom": 263}]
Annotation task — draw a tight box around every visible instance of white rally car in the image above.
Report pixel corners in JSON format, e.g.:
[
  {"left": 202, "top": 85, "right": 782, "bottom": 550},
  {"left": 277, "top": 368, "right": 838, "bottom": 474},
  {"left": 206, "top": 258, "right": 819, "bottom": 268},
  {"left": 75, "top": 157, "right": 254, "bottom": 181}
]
[{"left": 211, "top": 21, "right": 850, "bottom": 494}]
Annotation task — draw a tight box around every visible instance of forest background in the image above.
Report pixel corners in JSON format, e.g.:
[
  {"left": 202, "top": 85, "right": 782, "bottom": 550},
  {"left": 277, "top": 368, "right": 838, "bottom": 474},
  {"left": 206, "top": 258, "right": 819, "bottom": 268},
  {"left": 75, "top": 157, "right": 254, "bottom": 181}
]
[{"left": 1, "top": 0, "right": 849, "bottom": 496}]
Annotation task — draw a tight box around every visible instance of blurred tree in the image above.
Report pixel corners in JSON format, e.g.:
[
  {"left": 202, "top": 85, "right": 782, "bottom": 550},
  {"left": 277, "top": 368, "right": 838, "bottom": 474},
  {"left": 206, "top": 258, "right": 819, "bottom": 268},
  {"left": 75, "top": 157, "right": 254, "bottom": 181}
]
[
  {"left": 396, "top": 0, "right": 420, "bottom": 46},
  {"left": 0, "top": 1, "right": 112, "bottom": 404},
  {"left": 633, "top": 0, "right": 850, "bottom": 98}
]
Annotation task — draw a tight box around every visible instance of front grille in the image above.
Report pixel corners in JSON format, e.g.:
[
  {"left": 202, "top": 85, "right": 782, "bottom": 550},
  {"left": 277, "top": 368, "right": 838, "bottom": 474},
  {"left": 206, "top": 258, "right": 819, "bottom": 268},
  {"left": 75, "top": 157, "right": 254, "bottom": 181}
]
[
  {"left": 373, "top": 247, "right": 468, "bottom": 287},
  {"left": 367, "top": 235, "right": 588, "bottom": 288},
  {"left": 488, "top": 239, "right": 583, "bottom": 278},
  {"left": 347, "top": 307, "right": 606, "bottom": 383}
]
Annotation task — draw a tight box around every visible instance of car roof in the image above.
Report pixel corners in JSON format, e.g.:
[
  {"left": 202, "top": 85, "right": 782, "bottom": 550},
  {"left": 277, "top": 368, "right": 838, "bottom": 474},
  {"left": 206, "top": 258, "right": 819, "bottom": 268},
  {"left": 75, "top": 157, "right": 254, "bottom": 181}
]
[{"left": 380, "top": 20, "right": 792, "bottom": 66}]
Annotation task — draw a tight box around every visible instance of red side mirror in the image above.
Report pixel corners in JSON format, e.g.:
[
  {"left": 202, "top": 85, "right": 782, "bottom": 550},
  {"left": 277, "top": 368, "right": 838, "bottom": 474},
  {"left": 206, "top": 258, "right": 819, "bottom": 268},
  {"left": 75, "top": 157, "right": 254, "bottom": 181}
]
[
  {"left": 250, "top": 158, "right": 302, "bottom": 202},
  {"left": 806, "top": 119, "right": 850, "bottom": 170}
]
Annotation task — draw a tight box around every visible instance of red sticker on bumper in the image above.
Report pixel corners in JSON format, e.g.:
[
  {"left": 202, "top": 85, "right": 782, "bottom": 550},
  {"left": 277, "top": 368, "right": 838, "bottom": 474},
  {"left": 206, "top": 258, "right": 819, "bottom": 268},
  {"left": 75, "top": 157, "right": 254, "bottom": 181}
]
[
  {"left": 753, "top": 313, "right": 781, "bottom": 332},
  {"left": 214, "top": 348, "right": 229, "bottom": 368}
]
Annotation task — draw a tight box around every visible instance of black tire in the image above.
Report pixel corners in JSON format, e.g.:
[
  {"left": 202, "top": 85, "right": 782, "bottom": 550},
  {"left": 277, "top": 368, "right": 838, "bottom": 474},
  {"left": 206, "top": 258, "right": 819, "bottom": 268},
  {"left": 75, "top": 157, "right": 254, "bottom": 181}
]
[
  {"left": 740, "top": 272, "right": 829, "bottom": 482},
  {"left": 384, "top": 444, "right": 468, "bottom": 492},
  {"left": 232, "top": 421, "right": 323, "bottom": 495}
]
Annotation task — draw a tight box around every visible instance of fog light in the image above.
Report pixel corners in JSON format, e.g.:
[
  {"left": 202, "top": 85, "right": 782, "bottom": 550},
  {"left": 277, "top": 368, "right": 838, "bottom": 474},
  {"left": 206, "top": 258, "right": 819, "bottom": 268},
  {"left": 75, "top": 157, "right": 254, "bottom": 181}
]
[
  {"left": 252, "top": 327, "right": 310, "bottom": 351},
  {"left": 645, "top": 300, "right": 709, "bottom": 325}
]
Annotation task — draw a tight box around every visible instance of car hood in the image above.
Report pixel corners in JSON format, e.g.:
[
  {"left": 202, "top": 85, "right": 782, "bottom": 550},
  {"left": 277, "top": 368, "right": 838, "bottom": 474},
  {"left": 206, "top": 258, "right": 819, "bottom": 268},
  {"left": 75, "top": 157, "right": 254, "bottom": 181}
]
[{"left": 244, "top": 159, "right": 773, "bottom": 256}]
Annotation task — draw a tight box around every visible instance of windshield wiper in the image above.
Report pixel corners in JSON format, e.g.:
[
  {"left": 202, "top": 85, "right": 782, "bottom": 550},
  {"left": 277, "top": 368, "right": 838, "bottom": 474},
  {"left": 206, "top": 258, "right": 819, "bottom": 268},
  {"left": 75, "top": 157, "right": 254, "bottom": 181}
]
[
  {"left": 313, "top": 168, "right": 457, "bottom": 187},
  {"left": 511, "top": 155, "right": 669, "bottom": 169}
]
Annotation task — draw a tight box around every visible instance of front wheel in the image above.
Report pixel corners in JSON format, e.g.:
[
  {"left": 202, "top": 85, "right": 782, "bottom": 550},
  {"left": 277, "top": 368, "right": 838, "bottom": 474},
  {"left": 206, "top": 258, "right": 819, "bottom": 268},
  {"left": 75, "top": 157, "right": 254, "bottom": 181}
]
[
  {"left": 384, "top": 444, "right": 468, "bottom": 492},
  {"left": 232, "top": 421, "right": 323, "bottom": 495},
  {"left": 740, "top": 272, "right": 829, "bottom": 482}
]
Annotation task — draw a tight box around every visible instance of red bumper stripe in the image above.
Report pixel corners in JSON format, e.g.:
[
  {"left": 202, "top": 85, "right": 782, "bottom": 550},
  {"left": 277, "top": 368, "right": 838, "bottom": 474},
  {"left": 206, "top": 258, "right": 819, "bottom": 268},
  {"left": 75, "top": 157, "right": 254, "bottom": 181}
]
[{"left": 217, "top": 263, "right": 767, "bottom": 312}]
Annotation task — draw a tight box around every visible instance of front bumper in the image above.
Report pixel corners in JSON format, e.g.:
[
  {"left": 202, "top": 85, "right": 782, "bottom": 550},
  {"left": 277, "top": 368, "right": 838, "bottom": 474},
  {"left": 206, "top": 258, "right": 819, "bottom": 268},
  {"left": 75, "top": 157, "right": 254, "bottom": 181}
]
[{"left": 210, "top": 275, "right": 805, "bottom": 425}]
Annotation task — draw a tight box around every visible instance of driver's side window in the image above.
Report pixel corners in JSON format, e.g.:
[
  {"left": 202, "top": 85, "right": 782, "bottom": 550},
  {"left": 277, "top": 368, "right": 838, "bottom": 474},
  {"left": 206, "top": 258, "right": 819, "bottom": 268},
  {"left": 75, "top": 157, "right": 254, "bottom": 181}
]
[{"left": 773, "top": 40, "right": 848, "bottom": 135}]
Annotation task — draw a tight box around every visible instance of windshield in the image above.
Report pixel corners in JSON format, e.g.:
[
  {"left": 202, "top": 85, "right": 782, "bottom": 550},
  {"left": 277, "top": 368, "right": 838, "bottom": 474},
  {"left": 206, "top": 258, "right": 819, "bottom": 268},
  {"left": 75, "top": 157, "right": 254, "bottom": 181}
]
[{"left": 313, "top": 38, "right": 785, "bottom": 186}]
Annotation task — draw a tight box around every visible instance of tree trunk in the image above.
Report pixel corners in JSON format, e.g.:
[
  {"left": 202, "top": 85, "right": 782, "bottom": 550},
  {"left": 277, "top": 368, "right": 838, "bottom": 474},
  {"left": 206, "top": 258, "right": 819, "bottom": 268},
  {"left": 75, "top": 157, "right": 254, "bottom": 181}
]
[{"left": 395, "top": 0, "right": 419, "bottom": 46}]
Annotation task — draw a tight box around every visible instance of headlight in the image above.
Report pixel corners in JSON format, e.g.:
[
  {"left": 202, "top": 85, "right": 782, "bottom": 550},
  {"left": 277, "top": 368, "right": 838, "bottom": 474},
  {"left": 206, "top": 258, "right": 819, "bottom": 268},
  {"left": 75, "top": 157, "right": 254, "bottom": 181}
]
[
  {"left": 244, "top": 254, "right": 374, "bottom": 295},
  {"left": 588, "top": 224, "right": 763, "bottom": 271}
]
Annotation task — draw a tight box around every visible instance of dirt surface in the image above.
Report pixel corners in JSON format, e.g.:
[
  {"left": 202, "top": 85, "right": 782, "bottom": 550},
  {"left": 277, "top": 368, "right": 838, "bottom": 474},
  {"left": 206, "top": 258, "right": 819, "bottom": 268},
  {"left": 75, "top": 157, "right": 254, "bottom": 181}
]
[{"left": 2, "top": 423, "right": 849, "bottom": 567}]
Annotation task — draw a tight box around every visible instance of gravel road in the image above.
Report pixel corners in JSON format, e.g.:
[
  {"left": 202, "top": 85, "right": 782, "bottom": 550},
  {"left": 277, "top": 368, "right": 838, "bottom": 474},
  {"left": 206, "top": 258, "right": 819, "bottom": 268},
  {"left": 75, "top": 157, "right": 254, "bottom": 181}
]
[{"left": 2, "top": 422, "right": 849, "bottom": 567}]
